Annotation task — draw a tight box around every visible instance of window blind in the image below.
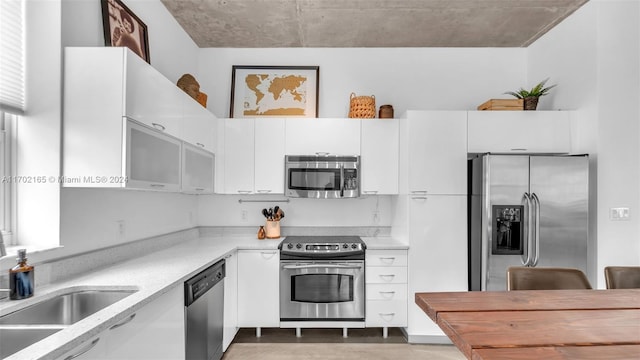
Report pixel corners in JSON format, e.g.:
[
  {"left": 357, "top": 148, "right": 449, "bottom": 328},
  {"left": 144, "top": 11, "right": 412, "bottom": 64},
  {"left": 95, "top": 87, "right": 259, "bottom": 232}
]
[{"left": 0, "top": 0, "right": 25, "bottom": 115}]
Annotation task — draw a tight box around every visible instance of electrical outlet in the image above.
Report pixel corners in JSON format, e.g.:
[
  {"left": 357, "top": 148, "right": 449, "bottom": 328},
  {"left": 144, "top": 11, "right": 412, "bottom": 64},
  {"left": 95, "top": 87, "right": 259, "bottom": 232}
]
[
  {"left": 241, "top": 210, "right": 248, "bottom": 222},
  {"left": 117, "top": 220, "right": 126, "bottom": 239},
  {"left": 372, "top": 210, "right": 380, "bottom": 224},
  {"left": 610, "top": 207, "right": 630, "bottom": 221}
]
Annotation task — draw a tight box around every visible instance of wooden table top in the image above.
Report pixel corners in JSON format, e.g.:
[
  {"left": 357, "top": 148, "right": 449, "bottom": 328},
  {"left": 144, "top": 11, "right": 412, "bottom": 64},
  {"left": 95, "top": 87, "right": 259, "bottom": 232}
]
[{"left": 415, "top": 289, "right": 640, "bottom": 360}]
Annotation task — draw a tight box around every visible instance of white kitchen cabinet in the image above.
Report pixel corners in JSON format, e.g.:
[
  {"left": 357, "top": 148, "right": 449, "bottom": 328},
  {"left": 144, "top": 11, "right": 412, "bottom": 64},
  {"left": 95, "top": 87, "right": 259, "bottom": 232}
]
[
  {"left": 360, "top": 120, "right": 399, "bottom": 195},
  {"left": 181, "top": 94, "right": 218, "bottom": 152},
  {"left": 106, "top": 285, "right": 185, "bottom": 359},
  {"left": 222, "top": 118, "right": 255, "bottom": 194},
  {"left": 365, "top": 250, "right": 408, "bottom": 334},
  {"left": 254, "top": 118, "right": 286, "bottom": 194},
  {"left": 54, "top": 336, "right": 107, "bottom": 360},
  {"left": 63, "top": 47, "right": 218, "bottom": 193},
  {"left": 237, "top": 250, "right": 280, "bottom": 330},
  {"left": 64, "top": 47, "right": 182, "bottom": 139},
  {"left": 223, "top": 251, "right": 238, "bottom": 351},
  {"left": 400, "top": 111, "right": 467, "bottom": 195},
  {"left": 285, "top": 118, "right": 361, "bottom": 155},
  {"left": 182, "top": 142, "right": 215, "bottom": 194},
  {"left": 405, "top": 195, "right": 468, "bottom": 340},
  {"left": 126, "top": 120, "right": 182, "bottom": 191},
  {"left": 467, "top": 111, "right": 571, "bottom": 154}
]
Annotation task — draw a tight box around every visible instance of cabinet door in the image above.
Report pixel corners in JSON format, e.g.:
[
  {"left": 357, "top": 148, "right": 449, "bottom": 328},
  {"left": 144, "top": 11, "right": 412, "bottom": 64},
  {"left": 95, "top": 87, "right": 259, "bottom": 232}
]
[
  {"left": 181, "top": 93, "right": 217, "bottom": 152},
  {"left": 407, "top": 195, "right": 467, "bottom": 336},
  {"left": 124, "top": 48, "right": 182, "bottom": 138},
  {"left": 54, "top": 336, "right": 107, "bottom": 360},
  {"left": 361, "top": 120, "right": 399, "bottom": 195},
  {"left": 182, "top": 143, "right": 215, "bottom": 194},
  {"left": 254, "top": 118, "right": 286, "bottom": 194},
  {"left": 224, "top": 119, "right": 255, "bottom": 194},
  {"left": 223, "top": 252, "right": 238, "bottom": 351},
  {"left": 125, "top": 120, "right": 182, "bottom": 191},
  {"left": 106, "top": 285, "right": 184, "bottom": 359},
  {"left": 406, "top": 111, "right": 467, "bottom": 195},
  {"left": 285, "top": 118, "right": 361, "bottom": 155},
  {"left": 237, "top": 250, "right": 280, "bottom": 327},
  {"left": 467, "top": 111, "right": 571, "bottom": 153}
]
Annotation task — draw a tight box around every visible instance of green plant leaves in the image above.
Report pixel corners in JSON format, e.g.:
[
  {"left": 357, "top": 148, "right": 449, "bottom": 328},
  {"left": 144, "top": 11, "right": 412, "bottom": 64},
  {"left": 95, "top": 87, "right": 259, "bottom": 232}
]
[{"left": 505, "top": 78, "right": 556, "bottom": 99}]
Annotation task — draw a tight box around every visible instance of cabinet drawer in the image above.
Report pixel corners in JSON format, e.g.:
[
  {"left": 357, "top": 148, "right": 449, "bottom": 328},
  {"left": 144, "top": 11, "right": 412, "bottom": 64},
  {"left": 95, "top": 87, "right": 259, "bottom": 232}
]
[
  {"left": 366, "top": 300, "right": 408, "bottom": 327},
  {"left": 366, "top": 284, "right": 407, "bottom": 301},
  {"left": 366, "top": 250, "right": 408, "bottom": 267},
  {"left": 366, "top": 266, "right": 407, "bottom": 284}
]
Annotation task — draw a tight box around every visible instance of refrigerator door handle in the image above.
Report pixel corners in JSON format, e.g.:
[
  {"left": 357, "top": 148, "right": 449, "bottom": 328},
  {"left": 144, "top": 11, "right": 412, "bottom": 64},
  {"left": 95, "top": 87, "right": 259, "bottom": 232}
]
[
  {"left": 531, "top": 193, "right": 541, "bottom": 266},
  {"left": 521, "top": 192, "right": 533, "bottom": 266}
]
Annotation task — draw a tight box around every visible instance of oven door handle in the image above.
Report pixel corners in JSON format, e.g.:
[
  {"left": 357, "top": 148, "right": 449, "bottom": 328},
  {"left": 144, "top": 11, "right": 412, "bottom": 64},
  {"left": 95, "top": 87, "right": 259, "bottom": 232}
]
[{"left": 282, "top": 264, "right": 363, "bottom": 270}]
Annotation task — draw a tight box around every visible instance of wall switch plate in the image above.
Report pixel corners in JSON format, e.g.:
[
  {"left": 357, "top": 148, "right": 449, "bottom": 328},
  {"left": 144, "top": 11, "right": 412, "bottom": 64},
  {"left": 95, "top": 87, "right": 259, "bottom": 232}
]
[{"left": 610, "top": 207, "right": 630, "bottom": 221}]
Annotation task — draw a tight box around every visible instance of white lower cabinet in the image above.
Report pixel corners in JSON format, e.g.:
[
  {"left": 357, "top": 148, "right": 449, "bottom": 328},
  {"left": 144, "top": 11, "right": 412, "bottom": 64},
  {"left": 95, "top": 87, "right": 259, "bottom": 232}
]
[
  {"left": 55, "top": 335, "right": 107, "bottom": 360},
  {"left": 55, "top": 285, "right": 185, "bottom": 360},
  {"left": 237, "top": 250, "right": 280, "bottom": 331},
  {"left": 223, "top": 251, "right": 238, "bottom": 351},
  {"left": 365, "top": 250, "right": 408, "bottom": 334},
  {"left": 106, "top": 285, "right": 185, "bottom": 359}
]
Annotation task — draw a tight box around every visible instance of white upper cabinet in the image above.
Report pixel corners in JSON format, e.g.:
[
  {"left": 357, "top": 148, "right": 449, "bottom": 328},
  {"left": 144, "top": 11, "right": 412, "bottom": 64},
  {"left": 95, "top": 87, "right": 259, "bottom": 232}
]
[
  {"left": 126, "top": 120, "right": 182, "bottom": 191},
  {"left": 254, "top": 118, "right": 286, "bottom": 194},
  {"left": 223, "top": 118, "right": 255, "bottom": 194},
  {"left": 467, "top": 111, "right": 571, "bottom": 154},
  {"left": 181, "top": 93, "right": 218, "bottom": 152},
  {"left": 285, "top": 118, "right": 361, "bottom": 155},
  {"left": 63, "top": 47, "right": 217, "bottom": 192},
  {"left": 400, "top": 111, "right": 468, "bottom": 195},
  {"left": 361, "top": 120, "right": 399, "bottom": 195},
  {"left": 182, "top": 143, "right": 215, "bottom": 194}
]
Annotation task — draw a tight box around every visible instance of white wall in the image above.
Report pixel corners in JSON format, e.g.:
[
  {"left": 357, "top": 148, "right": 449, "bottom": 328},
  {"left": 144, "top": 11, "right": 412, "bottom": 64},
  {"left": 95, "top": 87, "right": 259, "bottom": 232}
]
[
  {"left": 197, "top": 48, "right": 527, "bottom": 118},
  {"left": 198, "top": 194, "right": 391, "bottom": 228},
  {"left": 528, "top": 0, "right": 640, "bottom": 288},
  {"left": 15, "top": 0, "right": 63, "bottom": 247}
]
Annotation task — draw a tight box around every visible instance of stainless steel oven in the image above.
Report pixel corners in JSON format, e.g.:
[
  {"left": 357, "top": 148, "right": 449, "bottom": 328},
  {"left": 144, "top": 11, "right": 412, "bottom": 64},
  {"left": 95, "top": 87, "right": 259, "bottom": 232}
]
[
  {"left": 285, "top": 155, "right": 360, "bottom": 199},
  {"left": 279, "top": 236, "right": 365, "bottom": 322}
]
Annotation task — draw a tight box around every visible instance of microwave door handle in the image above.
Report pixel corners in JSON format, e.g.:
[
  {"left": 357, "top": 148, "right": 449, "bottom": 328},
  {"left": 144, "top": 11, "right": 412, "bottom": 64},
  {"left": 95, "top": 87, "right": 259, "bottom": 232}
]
[{"left": 340, "top": 164, "right": 345, "bottom": 197}]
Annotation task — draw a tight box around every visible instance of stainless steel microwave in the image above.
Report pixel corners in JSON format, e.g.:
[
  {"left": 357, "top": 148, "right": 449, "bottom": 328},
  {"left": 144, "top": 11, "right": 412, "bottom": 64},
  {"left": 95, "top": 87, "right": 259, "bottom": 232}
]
[{"left": 285, "top": 155, "right": 360, "bottom": 199}]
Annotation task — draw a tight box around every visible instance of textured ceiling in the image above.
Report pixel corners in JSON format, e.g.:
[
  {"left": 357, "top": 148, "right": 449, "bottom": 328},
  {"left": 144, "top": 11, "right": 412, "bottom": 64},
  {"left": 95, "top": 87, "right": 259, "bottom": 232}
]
[{"left": 161, "top": 0, "right": 588, "bottom": 48}]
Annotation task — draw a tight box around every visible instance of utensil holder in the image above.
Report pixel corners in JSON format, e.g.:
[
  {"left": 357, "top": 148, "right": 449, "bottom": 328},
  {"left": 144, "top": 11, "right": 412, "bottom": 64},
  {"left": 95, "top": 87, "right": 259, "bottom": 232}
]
[{"left": 265, "top": 220, "right": 281, "bottom": 239}]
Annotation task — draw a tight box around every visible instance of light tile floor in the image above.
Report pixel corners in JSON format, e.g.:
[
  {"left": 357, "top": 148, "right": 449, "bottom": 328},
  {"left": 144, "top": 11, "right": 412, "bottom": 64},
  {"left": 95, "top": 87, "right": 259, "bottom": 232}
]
[{"left": 223, "top": 328, "right": 466, "bottom": 360}]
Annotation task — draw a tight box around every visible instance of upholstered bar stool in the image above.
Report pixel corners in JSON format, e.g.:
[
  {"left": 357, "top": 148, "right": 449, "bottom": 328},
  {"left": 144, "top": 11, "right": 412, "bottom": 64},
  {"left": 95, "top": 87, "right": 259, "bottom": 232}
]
[
  {"left": 507, "top": 266, "right": 592, "bottom": 290},
  {"left": 604, "top": 266, "right": 640, "bottom": 289}
]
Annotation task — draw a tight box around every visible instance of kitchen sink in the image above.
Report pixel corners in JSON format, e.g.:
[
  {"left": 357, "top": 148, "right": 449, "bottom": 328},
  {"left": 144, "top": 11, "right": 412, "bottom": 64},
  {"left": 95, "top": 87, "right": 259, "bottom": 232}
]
[
  {"left": 0, "top": 327, "right": 62, "bottom": 358},
  {"left": 0, "top": 289, "right": 136, "bottom": 325}
]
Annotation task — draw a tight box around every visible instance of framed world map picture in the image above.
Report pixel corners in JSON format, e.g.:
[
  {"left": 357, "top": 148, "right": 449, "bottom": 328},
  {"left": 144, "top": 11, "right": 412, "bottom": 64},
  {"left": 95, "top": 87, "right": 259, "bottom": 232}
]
[{"left": 230, "top": 65, "right": 319, "bottom": 118}]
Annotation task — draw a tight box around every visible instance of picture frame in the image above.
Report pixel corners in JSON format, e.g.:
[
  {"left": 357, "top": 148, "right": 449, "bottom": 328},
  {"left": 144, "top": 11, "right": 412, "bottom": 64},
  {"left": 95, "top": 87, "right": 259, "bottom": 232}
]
[
  {"left": 101, "top": 0, "right": 150, "bottom": 63},
  {"left": 230, "top": 65, "right": 319, "bottom": 118}
]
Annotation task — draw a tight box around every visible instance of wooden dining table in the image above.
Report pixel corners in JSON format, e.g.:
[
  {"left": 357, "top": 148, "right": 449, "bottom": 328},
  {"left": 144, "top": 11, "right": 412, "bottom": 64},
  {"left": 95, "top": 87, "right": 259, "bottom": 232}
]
[{"left": 415, "top": 289, "right": 640, "bottom": 360}]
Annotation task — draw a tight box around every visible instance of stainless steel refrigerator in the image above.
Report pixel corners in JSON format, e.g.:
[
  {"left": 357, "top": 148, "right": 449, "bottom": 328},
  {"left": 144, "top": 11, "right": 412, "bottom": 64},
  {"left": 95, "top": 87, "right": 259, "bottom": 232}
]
[{"left": 468, "top": 154, "right": 590, "bottom": 291}]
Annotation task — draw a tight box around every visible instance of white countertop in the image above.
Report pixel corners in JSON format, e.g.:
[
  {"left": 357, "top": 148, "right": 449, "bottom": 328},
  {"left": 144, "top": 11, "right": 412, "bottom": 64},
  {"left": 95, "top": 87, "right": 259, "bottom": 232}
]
[{"left": 1, "top": 234, "right": 406, "bottom": 360}]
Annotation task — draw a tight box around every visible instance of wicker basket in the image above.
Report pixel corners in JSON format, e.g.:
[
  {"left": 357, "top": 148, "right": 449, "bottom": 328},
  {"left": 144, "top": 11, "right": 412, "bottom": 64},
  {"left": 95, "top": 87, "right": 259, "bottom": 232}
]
[{"left": 348, "top": 93, "right": 376, "bottom": 118}]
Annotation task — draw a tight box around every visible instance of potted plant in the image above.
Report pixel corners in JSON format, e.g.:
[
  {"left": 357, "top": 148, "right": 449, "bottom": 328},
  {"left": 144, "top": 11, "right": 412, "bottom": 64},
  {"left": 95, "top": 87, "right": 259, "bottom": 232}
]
[{"left": 505, "top": 78, "right": 557, "bottom": 110}]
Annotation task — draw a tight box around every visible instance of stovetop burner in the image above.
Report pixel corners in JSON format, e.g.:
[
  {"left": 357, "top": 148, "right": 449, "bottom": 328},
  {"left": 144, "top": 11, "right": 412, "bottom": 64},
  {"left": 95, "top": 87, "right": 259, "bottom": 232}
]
[{"left": 278, "top": 236, "right": 366, "bottom": 260}]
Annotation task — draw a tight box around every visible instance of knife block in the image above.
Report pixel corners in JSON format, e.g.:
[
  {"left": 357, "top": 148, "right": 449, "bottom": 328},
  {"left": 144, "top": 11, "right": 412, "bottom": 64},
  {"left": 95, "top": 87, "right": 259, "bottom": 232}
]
[{"left": 265, "top": 220, "right": 280, "bottom": 239}]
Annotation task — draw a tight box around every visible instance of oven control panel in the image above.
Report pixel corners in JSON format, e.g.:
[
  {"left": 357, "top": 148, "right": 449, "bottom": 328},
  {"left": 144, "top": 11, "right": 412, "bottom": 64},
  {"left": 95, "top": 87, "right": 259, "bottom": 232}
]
[{"left": 283, "top": 242, "right": 364, "bottom": 253}]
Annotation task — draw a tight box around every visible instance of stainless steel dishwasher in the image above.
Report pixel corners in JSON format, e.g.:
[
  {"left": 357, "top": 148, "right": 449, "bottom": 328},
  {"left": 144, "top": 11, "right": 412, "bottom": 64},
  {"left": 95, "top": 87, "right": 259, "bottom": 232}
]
[{"left": 185, "top": 259, "right": 225, "bottom": 360}]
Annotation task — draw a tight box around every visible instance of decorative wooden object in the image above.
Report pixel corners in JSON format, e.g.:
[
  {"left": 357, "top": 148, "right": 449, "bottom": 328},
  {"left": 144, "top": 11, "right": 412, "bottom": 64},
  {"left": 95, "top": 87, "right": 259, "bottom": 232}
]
[{"left": 477, "top": 99, "right": 524, "bottom": 111}]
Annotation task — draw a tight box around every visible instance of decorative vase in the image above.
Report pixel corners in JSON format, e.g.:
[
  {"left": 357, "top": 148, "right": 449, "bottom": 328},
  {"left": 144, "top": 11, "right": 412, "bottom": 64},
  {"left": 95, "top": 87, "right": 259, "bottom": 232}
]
[{"left": 523, "top": 97, "right": 539, "bottom": 111}]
